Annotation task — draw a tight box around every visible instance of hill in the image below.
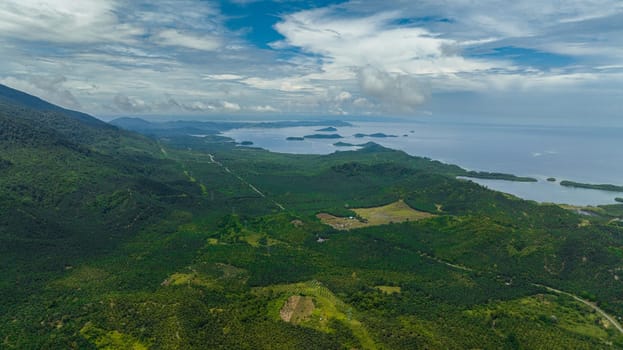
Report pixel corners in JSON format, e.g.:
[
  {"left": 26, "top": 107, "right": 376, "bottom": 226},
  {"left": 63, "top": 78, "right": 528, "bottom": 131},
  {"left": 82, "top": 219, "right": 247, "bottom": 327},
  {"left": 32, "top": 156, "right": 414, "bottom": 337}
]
[
  {"left": 1, "top": 85, "right": 623, "bottom": 349},
  {"left": 0, "top": 84, "right": 108, "bottom": 127}
]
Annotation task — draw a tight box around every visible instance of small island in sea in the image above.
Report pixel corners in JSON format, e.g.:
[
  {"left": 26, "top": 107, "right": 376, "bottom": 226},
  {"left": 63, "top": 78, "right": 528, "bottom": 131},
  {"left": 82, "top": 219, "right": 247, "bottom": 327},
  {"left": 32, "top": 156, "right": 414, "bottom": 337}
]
[
  {"left": 560, "top": 181, "right": 623, "bottom": 192},
  {"left": 354, "top": 133, "right": 398, "bottom": 138},
  {"left": 463, "top": 171, "right": 538, "bottom": 182},
  {"left": 304, "top": 133, "right": 343, "bottom": 139},
  {"left": 316, "top": 126, "right": 338, "bottom": 132},
  {"left": 333, "top": 141, "right": 376, "bottom": 147},
  {"left": 547, "top": 177, "right": 557, "bottom": 182},
  {"left": 333, "top": 141, "right": 381, "bottom": 148},
  {"left": 239, "top": 141, "right": 254, "bottom": 146},
  {"left": 616, "top": 197, "right": 623, "bottom": 203},
  {"left": 286, "top": 136, "right": 305, "bottom": 141}
]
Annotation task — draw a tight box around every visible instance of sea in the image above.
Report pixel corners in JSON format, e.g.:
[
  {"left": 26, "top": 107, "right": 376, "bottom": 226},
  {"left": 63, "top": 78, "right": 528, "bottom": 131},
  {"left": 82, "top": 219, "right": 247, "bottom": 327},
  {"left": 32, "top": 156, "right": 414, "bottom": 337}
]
[{"left": 221, "top": 120, "right": 623, "bottom": 206}]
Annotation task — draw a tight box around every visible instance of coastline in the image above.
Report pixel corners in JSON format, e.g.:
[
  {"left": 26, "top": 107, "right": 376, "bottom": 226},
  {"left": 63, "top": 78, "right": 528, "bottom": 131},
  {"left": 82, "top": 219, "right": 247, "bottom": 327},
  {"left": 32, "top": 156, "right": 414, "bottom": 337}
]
[{"left": 219, "top": 120, "right": 622, "bottom": 206}]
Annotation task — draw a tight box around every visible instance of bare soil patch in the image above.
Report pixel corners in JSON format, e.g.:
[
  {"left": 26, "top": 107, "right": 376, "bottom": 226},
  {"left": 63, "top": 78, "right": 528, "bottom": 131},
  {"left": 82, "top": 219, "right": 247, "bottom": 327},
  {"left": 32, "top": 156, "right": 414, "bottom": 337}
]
[{"left": 280, "top": 295, "right": 315, "bottom": 324}]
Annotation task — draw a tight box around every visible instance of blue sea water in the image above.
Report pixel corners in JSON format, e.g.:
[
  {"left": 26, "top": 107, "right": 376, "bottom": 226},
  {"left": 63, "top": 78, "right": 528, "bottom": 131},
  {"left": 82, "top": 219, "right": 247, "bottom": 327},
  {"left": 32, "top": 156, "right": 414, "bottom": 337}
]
[{"left": 221, "top": 120, "right": 623, "bottom": 206}]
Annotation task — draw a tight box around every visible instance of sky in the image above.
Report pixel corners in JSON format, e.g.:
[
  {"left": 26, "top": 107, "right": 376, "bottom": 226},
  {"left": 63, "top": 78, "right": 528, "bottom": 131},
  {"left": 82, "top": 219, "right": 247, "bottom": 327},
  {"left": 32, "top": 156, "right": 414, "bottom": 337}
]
[{"left": 0, "top": 0, "right": 622, "bottom": 123}]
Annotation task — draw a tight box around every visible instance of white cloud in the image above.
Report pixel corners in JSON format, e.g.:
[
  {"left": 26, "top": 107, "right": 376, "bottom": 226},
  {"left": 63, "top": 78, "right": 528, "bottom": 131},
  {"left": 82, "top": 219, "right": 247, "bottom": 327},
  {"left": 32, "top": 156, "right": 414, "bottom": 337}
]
[
  {"left": 335, "top": 91, "right": 352, "bottom": 102},
  {"left": 251, "top": 105, "right": 279, "bottom": 112},
  {"left": 1, "top": 75, "right": 82, "bottom": 109},
  {"left": 153, "top": 29, "right": 221, "bottom": 51},
  {"left": 186, "top": 101, "right": 217, "bottom": 111},
  {"left": 357, "top": 66, "right": 428, "bottom": 112},
  {"left": 0, "top": 0, "right": 621, "bottom": 119},
  {"left": 203, "top": 74, "right": 246, "bottom": 81},
  {"left": 0, "top": 0, "right": 142, "bottom": 44},
  {"left": 241, "top": 76, "right": 323, "bottom": 93},
  {"left": 353, "top": 97, "right": 372, "bottom": 108},
  {"left": 273, "top": 8, "right": 499, "bottom": 75},
  {"left": 113, "top": 94, "right": 151, "bottom": 113},
  {"left": 270, "top": 7, "right": 508, "bottom": 111},
  {"left": 222, "top": 101, "right": 241, "bottom": 111}
]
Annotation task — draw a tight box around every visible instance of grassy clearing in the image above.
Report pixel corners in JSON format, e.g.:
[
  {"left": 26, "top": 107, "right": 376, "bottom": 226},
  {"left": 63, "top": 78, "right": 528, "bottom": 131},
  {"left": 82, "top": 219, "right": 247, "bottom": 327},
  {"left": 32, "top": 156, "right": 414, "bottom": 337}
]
[
  {"left": 161, "top": 272, "right": 219, "bottom": 289},
  {"left": 161, "top": 263, "right": 247, "bottom": 289},
  {"left": 80, "top": 322, "right": 148, "bottom": 350},
  {"left": 256, "top": 280, "right": 377, "bottom": 349},
  {"left": 374, "top": 285, "right": 401, "bottom": 294},
  {"left": 241, "top": 232, "right": 281, "bottom": 247},
  {"left": 317, "top": 200, "right": 435, "bottom": 230},
  {"left": 52, "top": 266, "right": 113, "bottom": 291}
]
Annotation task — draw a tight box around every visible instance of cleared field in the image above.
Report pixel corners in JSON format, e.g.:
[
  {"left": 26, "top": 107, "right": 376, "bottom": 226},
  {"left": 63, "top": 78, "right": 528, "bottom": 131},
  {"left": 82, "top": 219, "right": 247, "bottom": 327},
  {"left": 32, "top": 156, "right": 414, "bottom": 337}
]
[
  {"left": 161, "top": 263, "right": 248, "bottom": 289},
  {"left": 280, "top": 295, "right": 315, "bottom": 323},
  {"left": 374, "top": 285, "right": 401, "bottom": 294},
  {"left": 317, "top": 200, "right": 435, "bottom": 230},
  {"left": 256, "top": 280, "right": 377, "bottom": 349}
]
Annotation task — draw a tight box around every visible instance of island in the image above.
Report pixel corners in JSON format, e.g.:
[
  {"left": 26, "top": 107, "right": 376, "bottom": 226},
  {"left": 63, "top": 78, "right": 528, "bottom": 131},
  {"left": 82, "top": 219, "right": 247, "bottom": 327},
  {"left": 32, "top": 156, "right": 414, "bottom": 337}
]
[
  {"left": 547, "top": 177, "right": 556, "bottom": 182},
  {"left": 616, "top": 198, "right": 623, "bottom": 203},
  {"left": 111, "top": 118, "right": 352, "bottom": 137},
  {"left": 560, "top": 180, "right": 623, "bottom": 192},
  {"left": 304, "top": 133, "right": 343, "bottom": 139},
  {"left": 239, "top": 141, "right": 254, "bottom": 146},
  {"left": 316, "top": 126, "right": 338, "bottom": 132},
  {"left": 333, "top": 141, "right": 356, "bottom": 147},
  {"left": 286, "top": 136, "right": 305, "bottom": 141},
  {"left": 353, "top": 133, "right": 398, "bottom": 138},
  {"left": 463, "top": 171, "right": 538, "bottom": 182}
]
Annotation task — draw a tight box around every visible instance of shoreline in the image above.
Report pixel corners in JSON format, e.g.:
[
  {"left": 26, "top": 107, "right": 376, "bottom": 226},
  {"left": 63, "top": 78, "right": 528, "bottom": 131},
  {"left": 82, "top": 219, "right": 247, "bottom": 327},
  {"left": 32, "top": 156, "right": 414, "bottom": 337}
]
[{"left": 218, "top": 122, "right": 621, "bottom": 206}]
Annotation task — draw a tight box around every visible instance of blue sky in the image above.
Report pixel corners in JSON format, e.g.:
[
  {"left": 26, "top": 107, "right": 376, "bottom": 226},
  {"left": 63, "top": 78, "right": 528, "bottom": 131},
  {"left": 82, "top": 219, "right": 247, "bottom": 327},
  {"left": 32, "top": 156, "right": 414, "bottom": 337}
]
[{"left": 0, "top": 0, "right": 621, "bottom": 123}]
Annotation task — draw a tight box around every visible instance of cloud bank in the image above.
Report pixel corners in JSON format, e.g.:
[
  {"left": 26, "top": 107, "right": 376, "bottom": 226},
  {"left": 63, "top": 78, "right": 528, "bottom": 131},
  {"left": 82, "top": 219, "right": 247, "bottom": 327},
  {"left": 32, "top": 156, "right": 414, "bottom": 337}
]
[{"left": 0, "top": 0, "right": 621, "bottom": 121}]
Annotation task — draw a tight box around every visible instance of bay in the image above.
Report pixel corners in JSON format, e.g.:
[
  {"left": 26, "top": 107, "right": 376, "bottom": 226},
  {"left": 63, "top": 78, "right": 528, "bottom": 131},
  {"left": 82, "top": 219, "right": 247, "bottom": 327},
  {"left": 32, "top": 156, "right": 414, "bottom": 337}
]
[{"left": 222, "top": 120, "right": 623, "bottom": 206}]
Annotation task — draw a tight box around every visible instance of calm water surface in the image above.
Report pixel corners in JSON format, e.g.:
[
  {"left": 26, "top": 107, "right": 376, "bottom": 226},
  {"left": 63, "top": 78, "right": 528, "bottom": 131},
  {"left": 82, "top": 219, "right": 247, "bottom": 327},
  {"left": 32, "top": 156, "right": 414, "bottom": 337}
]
[{"left": 222, "top": 121, "right": 623, "bottom": 206}]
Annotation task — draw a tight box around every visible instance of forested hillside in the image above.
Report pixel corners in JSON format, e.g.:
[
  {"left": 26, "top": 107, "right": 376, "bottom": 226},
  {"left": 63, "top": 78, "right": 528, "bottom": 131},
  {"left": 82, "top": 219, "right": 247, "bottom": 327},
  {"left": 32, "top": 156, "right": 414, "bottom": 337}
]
[{"left": 1, "top": 86, "right": 623, "bottom": 349}]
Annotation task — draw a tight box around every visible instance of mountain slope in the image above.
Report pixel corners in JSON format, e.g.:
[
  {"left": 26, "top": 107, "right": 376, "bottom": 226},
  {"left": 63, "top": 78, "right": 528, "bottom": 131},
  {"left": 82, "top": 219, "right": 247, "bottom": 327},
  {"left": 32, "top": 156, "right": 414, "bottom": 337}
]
[
  {"left": 1, "top": 85, "right": 623, "bottom": 349},
  {"left": 0, "top": 87, "right": 207, "bottom": 334},
  {"left": 0, "top": 84, "right": 107, "bottom": 127}
]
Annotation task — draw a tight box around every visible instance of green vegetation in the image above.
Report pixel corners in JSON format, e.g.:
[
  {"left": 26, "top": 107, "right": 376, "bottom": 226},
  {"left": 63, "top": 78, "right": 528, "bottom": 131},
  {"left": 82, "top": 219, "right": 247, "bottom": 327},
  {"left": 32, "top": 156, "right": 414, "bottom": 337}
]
[
  {"left": 561, "top": 180, "right": 623, "bottom": 192},
  {"left": 354, "top": 133, "right": 398, "bottom": 138},
  {"left": 374, "top": 285, "right": 401, "bottom": 294},
  {"left": 110, "top": 117, "right": 351, "bottom": 137},
  {"left": 463, "top": 170, "right": 538, "bottom": 182},
  {"left": 304, "top": 133, "right": 343, "bottom": 139},
  {"left": 2, "top": 85, "right": 623, "bottom": 349},
  {"left": 334, "top": 141, "right": 377, "bottom": 147}
]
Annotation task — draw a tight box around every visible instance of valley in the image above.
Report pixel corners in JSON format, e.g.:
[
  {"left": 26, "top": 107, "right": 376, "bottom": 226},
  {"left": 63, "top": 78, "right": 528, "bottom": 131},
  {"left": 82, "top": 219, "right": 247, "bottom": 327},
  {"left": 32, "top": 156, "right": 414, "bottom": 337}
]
[{"left": 1, "top": 85, "right": 623, "bottom": 349}]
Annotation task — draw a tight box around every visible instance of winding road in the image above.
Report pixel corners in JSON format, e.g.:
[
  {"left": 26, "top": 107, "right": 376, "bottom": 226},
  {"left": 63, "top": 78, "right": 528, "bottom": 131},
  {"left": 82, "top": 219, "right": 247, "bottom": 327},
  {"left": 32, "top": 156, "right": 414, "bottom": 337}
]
[
  {"left": 413, "top": 247, "right": 623, "bottom": 335},
  {"left": 533, "top": 284, "right": 623, "bottom": 335}
]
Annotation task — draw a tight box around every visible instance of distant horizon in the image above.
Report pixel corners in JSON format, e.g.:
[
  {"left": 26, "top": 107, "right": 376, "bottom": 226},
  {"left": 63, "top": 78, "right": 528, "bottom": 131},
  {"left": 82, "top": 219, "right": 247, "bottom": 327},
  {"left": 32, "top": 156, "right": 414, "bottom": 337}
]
[{"left": 99, "top": 112, "right": 623, "bottom": 129}]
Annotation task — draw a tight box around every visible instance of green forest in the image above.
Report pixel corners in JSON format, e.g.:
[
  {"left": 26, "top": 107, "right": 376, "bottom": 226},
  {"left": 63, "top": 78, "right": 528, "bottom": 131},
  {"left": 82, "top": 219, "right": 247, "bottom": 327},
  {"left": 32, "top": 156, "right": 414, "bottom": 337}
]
[{"left": 2, "top": 84, "right": 623, "bottom": 349}]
